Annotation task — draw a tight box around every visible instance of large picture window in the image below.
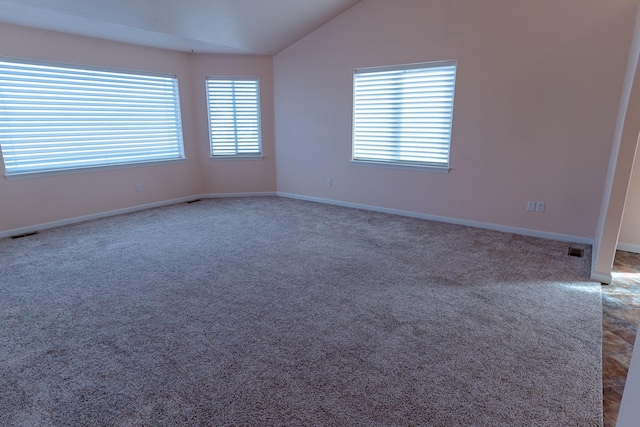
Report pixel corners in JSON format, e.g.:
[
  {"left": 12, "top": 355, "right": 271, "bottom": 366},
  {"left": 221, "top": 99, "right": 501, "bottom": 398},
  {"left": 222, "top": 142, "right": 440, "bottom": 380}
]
[
  {"left": 206, "top": 78, "right": 262, "bottom": 157},
  {"left": 352, "top": 61, "right": 457, "bottom": 170},
  {"left": 0, "top": 57, "right": 184, "bottom": 177}
]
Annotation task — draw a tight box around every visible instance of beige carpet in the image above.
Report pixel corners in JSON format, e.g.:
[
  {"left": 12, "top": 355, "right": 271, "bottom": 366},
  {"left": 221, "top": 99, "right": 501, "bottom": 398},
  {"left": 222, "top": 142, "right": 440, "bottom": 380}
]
[{"left": 0, "top": 197, "right": 601, "bottom": 426}]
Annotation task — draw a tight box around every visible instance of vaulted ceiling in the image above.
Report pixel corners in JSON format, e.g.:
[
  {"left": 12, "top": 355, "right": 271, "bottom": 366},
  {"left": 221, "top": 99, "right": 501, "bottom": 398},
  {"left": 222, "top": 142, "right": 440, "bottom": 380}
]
[{"left": 0, "top": 0, "right": 361, "bottom": 54}]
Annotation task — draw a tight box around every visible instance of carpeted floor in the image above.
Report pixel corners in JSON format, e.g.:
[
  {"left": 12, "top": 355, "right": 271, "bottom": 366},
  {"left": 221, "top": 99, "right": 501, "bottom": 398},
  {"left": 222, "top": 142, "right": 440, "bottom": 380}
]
[{"left": 0, "top": 197, "right": 602, "bottom": 426}]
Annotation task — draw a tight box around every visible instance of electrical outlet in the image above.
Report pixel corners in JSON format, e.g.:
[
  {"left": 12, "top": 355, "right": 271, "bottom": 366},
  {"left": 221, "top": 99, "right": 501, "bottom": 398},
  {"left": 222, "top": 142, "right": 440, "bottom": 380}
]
[
  {"left": 136, "top": 183, "right": 142, "bottom": 192},
  {"left": 527, "top": 201, "right": 535, "bottom": 211},
  {"left": 326, "top": 179, "right": 332, "bottom": 188},
  {"left": 536, "top": 201, "right": 545, "bottom": 213}
]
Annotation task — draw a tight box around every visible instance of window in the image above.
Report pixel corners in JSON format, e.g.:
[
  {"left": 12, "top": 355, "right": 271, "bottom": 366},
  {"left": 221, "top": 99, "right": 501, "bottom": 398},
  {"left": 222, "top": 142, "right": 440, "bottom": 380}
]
[
  {"left": 0, "top": 57, "right": 184, "bottom": 177},
  {"left": 352, "top": 61, "right": 457, "bottom": 170},
  {"left": 206, "top": 78, "right": 261, "bottom": 157}
]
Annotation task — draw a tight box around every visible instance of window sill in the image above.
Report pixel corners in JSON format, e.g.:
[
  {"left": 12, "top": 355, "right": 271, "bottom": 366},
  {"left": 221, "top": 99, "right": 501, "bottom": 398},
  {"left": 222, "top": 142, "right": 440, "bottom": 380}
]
[
  {"left": 3, "top": 158, "right": 188, "bottom": 181},
  {"left": 209, "top": 154, "right": 264, "bottom": 161},
  {"left": 350, "top": 160, "right": 451, "bottom": 173}
]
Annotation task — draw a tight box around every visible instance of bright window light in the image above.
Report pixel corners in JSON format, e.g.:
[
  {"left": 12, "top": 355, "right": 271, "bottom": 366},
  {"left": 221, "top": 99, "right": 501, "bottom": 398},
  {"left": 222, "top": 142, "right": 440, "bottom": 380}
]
[
  {"left": 353, "top": 61, "right": 457, "bottom": 169},
  {"left": 206, "top": 78, "right": 262, "bottom": 157},
  {"left": 0, "top": 57, "right": 185, "bottom": 176}
]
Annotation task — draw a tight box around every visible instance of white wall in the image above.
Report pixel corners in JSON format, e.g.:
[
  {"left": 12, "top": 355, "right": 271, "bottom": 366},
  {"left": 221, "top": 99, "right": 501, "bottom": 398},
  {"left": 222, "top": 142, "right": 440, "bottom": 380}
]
[{"left": 274, "top": 0, "right": 637, "bottom": 241}]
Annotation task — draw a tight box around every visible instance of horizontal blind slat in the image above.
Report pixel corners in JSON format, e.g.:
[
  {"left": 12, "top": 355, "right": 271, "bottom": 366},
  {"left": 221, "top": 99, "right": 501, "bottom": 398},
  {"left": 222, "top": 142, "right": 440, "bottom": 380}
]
[
  {"left": 353, "top": 62, "right": 456, "bottom": 167},
  {"left": 206, "top": 78, "right": 262, "bottom": 156},
  {"left": 0, "top": 58, "right": 185, "bottom": 175}
]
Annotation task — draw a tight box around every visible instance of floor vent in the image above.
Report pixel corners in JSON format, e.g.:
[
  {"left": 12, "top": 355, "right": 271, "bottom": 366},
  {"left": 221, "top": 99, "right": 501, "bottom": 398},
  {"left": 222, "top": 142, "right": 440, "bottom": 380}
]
[
  {"left": 11, "top": 231, "right": 39, "bottom": 239},
  {"left": 568, "top": 247, "right": 584, "bottom": 258},
  {"left": 187, "top": 199, "right": 202, "bottom": 204}
]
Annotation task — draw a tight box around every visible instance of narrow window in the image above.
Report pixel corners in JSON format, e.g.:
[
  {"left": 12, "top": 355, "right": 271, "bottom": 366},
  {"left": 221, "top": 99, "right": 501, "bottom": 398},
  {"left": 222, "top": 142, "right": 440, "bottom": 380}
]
[
  {"left": 353, "top": 61, "right": 457, "bottom": 170},
  {"left": 0, "top": 57, "right": 184, "bottom": 176},
  {"left": 206, "top": 78, "right": 262, "bottom": 157}
]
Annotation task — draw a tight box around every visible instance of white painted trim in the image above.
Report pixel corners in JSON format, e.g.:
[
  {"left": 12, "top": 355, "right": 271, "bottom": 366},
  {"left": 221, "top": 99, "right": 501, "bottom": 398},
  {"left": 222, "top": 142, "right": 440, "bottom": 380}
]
[
  {"left": 0, "top": 195, "right": 196, "bottom": 239},
  {"left": 617, "top": 242, "right": 640, "bottom": 253},
  {"left": 199, "top": 192, "right": 277, "bottom": 198},
  {"left": 0, "top": 192, "right": 277, "bottom": 239},
  {"left": 277, "top": 192, "right": 594, "bottom": 245},
  {"left": 590, "top": 270, "right": 613, "bottom": 284},
  {"left": 1, "top": 190, "right": 590, "bottom": 251}
]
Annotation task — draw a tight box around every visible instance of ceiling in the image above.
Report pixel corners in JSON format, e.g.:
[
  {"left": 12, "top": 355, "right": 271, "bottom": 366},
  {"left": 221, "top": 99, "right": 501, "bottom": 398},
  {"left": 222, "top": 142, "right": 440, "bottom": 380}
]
[{"left": 0, "top": 0, "right": 361, "bottom": 54}]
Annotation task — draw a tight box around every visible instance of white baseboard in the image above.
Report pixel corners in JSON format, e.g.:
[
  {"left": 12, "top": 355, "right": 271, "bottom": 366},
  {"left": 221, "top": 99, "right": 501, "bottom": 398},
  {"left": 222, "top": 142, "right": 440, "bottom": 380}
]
[
  {"left": 277, "top": 192, "right": 594, "bottom": 245},
  {"left": 617, "top": 242, "right": 640, "bottom": 253},
  {"left": 1, "top": 190, "right": 592, "bottom": 249},
  {"left": 0, "top": 192, "right": 277, "bottom": 239},
  {"left": 199, "top": 192, "right": 277, "bottom": 199},
  {"left": 0, "top": 195, "right": 197, "bottom": 239}
]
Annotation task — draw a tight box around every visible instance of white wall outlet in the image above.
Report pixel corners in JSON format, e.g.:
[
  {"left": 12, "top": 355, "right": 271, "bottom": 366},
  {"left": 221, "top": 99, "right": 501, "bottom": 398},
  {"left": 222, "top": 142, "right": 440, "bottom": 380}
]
[
  {"left": 326, "top": 179, "right": 332, "bottom": 188},
  {"left": 536, "top": 201, "right": 545, "bottom": 213},
  {"left": 527, "top": 201, "right": 535, "bottom": 211},
  {"left": 136, "top": 183, "right": 142, "bottom": 192}
]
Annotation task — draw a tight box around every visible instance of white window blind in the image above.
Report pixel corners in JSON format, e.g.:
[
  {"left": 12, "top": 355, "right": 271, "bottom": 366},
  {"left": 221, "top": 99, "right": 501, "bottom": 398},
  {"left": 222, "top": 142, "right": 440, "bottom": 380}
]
[
  {"left": 0, "top": 58, "right": 184, "bottom": 176},
  {"left": 206, "top": 78, "right": 262, "bottom": 157},
  {"left": 353, "top": 61, "right": 456, "bottom": 169}
]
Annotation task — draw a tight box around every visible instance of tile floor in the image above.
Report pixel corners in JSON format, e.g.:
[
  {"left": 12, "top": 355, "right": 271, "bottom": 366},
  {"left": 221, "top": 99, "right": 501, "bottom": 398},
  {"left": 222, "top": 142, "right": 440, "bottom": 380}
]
[{"left": 603, "top": 250, "right": 640, "bottom": 427}]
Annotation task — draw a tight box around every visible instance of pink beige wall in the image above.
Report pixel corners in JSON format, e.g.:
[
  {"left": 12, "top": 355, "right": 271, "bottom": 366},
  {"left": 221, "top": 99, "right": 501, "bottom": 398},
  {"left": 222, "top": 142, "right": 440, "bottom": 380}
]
[
  {"left": 273, "top": 0, "right": 637, "bottom": 241},
  {"left": 2, "top": 0, "right": 639, "bottom": 243},
  {"left": 0, "top": 23, "right": 276, "bottom": 234},
  {"left": 192, "top": 54, "right": 276, "bottom": 194}
]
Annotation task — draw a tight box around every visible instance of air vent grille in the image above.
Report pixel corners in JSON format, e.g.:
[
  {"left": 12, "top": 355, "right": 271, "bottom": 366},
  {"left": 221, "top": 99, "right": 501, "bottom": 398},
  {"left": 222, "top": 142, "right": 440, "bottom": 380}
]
[
  {"left": 568, "top": 247, "right": 584, "bottom": 258},
  {"left": 11, "top": 231, "right": 39, "bottom": 239}
]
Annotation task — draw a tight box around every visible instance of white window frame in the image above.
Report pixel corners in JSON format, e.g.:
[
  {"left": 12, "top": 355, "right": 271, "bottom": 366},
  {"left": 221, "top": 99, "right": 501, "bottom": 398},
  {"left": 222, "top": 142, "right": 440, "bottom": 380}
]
[
  {"left": 352, "top": 60, "right": 457, "bottom": 172},
  {"left": 206, "top": 77, "right": 262, "bottom": 159},
  {"left": 0, "top": 56, "right": 185, "bottom": 178}
]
